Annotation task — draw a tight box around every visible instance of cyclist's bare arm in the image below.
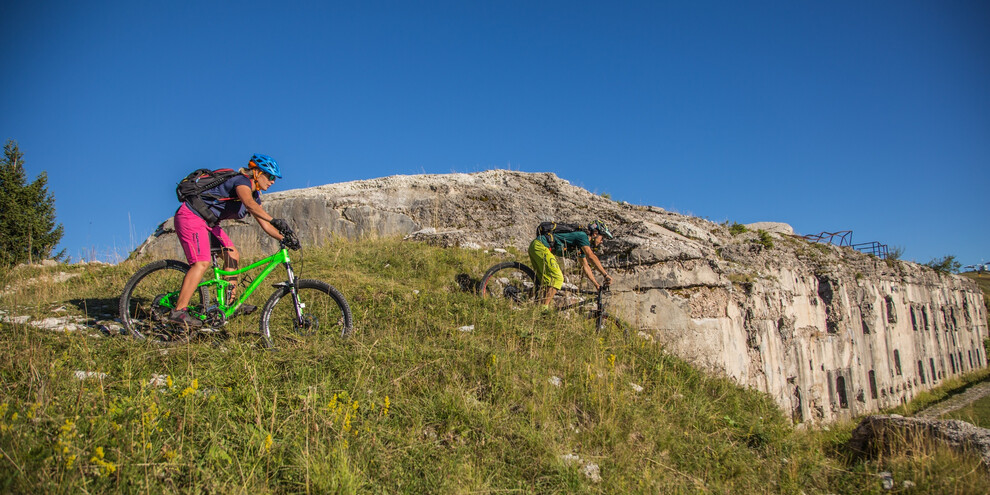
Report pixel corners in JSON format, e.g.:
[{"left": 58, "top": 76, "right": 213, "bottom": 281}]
[
  {"left": 580, "top": 245, "right": 612, "bottom": 289},
  {"left": 234, "top": 185, "right": 283, "bottom": 241}
]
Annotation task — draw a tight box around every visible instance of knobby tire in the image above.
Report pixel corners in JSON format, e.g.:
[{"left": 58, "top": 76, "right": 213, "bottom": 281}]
[
  {"left": 118, "top": 259, "right": 209, "bottom": 341},
  {"left": 259, "top": 279, "right": 353, "bottom": 349},
  {"left": 479, "top": 261, "right": 539, "bottom": 303}
]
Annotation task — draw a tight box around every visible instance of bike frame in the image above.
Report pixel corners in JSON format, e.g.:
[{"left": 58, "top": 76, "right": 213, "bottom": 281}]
[
  {"left": 199, "top": 247, "right": 296, "bottom": 318},
  {"left": 554, "top": 286, "right": 607, "bottom": 314}
]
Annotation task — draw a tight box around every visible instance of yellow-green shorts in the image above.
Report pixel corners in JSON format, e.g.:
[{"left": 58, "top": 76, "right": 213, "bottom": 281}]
[{"left": 528, "top": 239, "right": 563, "bottom": 290}]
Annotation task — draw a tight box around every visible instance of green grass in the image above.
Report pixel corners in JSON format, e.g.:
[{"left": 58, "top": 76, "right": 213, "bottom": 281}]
[
  {"left": 940, "top": 394, "right": 990, "bottom": 428},
  {"left": 1, "top": 238, "right": 987, "bottom": 493}
]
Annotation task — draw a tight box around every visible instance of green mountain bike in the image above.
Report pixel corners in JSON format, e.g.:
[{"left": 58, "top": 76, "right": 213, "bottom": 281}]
[{"left": 119, "top": 230, "right": 352, "bottom": 348}]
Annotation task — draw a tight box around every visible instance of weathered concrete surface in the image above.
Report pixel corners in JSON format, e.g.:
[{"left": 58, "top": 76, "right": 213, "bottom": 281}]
[{"left": 134, "top": 170, "right": 989, "bottom": 424}]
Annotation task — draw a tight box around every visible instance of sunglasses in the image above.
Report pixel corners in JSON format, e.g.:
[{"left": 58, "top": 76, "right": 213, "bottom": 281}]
[{"left": 261, "top": 171, "right": 277, "bottom": 181}]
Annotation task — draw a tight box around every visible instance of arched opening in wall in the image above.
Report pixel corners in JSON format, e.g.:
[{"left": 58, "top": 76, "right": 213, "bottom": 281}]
[
  {"left": 969, "top": 350, "right": 974, "bottom": 369},
  {"left": 884, "top": 295, "right": 896, "bottom": 324},
  {"left": 950, "top": 354, "right": 957, "bottom": 374},
  {"left": 894, "top": 350, "right": 902, "bottom": 376},
  {"left": 861, "top": 318, "right": 871, "bottom": 335},
  {"left": 792, "top": 386, "right": 803, "bottom": 423},
  {"left": 958, "top": 352, "right": 964, "bottom": 372},
  {"left": 951, "top": 309, "right": 958, "bottom": 329},
  {"left": 917, "top": 361, "right": 926, "bottom": 384},
  {"left": 836, "top": 376, "right": 849, "bottom": 409},
  {"left": 911, "top": 309, "right": 918, "bottom": 331},
  {"left": 922, "top": 307, "right": 929, "bottom": 330},
  {"left": 868, "top": 370, "right": 878, "bottom": 399},
  {"left": 930, "top": 358, "right": 937, "bottom": 382}
]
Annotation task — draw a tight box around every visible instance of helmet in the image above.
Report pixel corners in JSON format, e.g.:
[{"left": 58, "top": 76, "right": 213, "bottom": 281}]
[
  {"left": 588, "top": 220, "right": 614, "bottom": 239},
  {"left": 248, "top": 154, "right": 282, "bottom": 179}
]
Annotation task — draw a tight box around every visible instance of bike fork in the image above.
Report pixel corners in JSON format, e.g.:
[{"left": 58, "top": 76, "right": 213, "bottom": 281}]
[{"left": 284, "top": 263, "right": 305, "bottom": 324}]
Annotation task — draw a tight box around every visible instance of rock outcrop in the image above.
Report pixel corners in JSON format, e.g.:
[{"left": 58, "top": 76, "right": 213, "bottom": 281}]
[
  {"left": 848, "top": 415, "right": 990, "bottom": 470},
  {"left": 134, "top": 170, "right": 989, "bottom": 424}
]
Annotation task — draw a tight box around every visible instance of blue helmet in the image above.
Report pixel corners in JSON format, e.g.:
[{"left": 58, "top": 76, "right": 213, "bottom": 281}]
[
  {"left": 249, "top": 154, "right": 281, "bottom": 179},
  {"left": 588, "top": 220, "right": 614, "bottom": 239}
]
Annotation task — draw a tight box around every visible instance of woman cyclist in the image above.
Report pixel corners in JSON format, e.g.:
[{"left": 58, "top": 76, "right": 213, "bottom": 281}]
[{"left": 169, "top": 154, "right": 297, "bottom": 328}]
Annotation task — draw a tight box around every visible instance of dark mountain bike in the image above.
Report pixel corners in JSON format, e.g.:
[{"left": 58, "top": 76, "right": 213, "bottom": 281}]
[
  {"left": 479, "top": 261, "right": 629, "bottom": 334},
  {"left": 119, "top": 230, "right": 352, "bottom": 348}
]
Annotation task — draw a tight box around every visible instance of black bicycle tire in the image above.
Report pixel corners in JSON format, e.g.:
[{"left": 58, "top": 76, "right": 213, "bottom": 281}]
[
  {"left": 479, "top": 261, "right": 539, "bottom": 301},
  {"left": 118, "top": 259, "right": 209, "bottom": 340},
  {"left": 258, "top": 279, "right": 353, "bottom": 349}
]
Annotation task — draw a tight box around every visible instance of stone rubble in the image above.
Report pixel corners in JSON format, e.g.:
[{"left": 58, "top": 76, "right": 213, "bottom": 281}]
[
  {"left": 74, "top": 370, "right": 107, "bottom": 381},
  {"left": 559, "top": 453, "right": 602, "bottom": 483}
]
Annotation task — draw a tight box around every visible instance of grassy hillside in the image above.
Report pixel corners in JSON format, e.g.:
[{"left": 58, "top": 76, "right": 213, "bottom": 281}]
[
  {"left": 961, "top": 271, "right": 990, "bottom": 293},
  {"left": 0, "top": 238, "right": 986, "bottom": 493}
]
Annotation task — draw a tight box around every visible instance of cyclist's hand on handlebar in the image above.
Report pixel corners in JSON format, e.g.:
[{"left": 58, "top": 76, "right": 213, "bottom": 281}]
[
  {"left": 282, "top": 233, "right": 301, "bottom": 251},
  {"left": 270, "top": 218, "right": 291, "bottom": 234}
]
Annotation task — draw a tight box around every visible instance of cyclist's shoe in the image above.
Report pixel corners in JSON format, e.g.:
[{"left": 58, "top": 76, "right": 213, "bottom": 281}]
[
  {"left": 168, "top": 308, "right": 203, "bottom": 329},
  {"left": 233, "top": 304, "right": 257, "bottom": 317}
]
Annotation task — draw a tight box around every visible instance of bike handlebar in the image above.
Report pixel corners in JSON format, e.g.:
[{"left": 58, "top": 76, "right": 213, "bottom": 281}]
[{"left": 279, "top": 230, "right": 301, "bottom": 251}]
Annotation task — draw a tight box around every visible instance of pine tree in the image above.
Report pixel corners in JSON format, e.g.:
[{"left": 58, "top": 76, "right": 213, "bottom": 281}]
[{"left": 0, "top": 139, "right": 65, "bottom": 266}]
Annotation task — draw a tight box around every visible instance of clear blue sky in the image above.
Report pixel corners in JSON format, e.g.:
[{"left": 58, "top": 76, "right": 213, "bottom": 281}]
[{"left": 3, "top": 1, "right": 988, "bottom": 266}]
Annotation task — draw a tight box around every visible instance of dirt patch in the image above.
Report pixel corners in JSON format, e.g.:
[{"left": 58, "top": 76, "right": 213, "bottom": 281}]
[{"left": 916, "top": 381, "right": 990, "bottom": 419}]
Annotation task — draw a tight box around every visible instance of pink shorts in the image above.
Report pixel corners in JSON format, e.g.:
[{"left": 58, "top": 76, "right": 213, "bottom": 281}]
[{"left": 174, "top": 203, "right": 234, "bottom": 264}]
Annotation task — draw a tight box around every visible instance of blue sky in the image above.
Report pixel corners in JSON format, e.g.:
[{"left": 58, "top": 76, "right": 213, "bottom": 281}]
[{"left": 3, "top": 1, "right": 988, "bottom": 267}]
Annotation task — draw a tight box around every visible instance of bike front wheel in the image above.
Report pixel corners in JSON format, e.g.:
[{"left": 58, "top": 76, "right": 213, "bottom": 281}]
[
  {"left": 259, "top": 279, "right": 353, "bottom": 349},
  {"left": 479, "top": 261, "right": 538, "bottom": 303},
  {"left": 594, "top": 312, "right": 632, "bottom": 338},
  {"left": 118, "top": 259, "right": 210, "bottom": 341}
]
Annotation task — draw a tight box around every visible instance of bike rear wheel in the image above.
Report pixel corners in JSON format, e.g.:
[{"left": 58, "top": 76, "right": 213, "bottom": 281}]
[
  {"left": 479, "top": 261, "right": 538, "bottom": 303},
  {"left": 259, "top": 279, "right": 353, "bottom": 349},
  {"left": 118, "top": 260, "right": 210, "bottom": 341}
]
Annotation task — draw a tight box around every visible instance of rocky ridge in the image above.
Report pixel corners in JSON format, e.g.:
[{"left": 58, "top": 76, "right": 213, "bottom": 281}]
[{"left": 134, "top": 170, "right": 989, "bottom": 424}]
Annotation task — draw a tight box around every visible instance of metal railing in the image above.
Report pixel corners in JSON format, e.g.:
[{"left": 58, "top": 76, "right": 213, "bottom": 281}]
[{"left": 799, "top": 230, "right": 890, "bottom": 259}]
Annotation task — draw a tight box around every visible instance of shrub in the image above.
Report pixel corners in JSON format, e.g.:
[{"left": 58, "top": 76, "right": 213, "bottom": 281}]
[
  {"left": 756, "top": 230, "right": 774, "bottom": 249},
  {"left": 886, "top": 246, "right": 904, "bottom": 261},
  {"left": 924, "top": 255, "right": 961, "bottom": 274},
  {"left": 728, "top": 223, "right": 747, "bottom": 236}
]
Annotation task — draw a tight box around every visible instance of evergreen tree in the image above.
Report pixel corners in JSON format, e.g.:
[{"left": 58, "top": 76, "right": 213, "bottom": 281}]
[{"left": 0, "top": 139, "right": 64, "bottom": 266}]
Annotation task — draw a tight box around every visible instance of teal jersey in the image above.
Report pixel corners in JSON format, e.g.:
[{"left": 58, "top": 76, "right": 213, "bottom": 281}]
[{"left": 537, "top": 231, "right": 590, "bottom": 257}]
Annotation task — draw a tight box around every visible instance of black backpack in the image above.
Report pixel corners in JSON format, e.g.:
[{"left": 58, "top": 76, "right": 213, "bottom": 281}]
[
  {"left": 176, "top": 168, "right": 243, "bottom": 227},
  {"left": 536, "top": 221, "right": 581, "bottom": 247}
]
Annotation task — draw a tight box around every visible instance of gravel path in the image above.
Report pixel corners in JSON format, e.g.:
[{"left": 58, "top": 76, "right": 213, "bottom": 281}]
[{"left": 916, "top": 381, "right": 990, "bottom": 419}]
